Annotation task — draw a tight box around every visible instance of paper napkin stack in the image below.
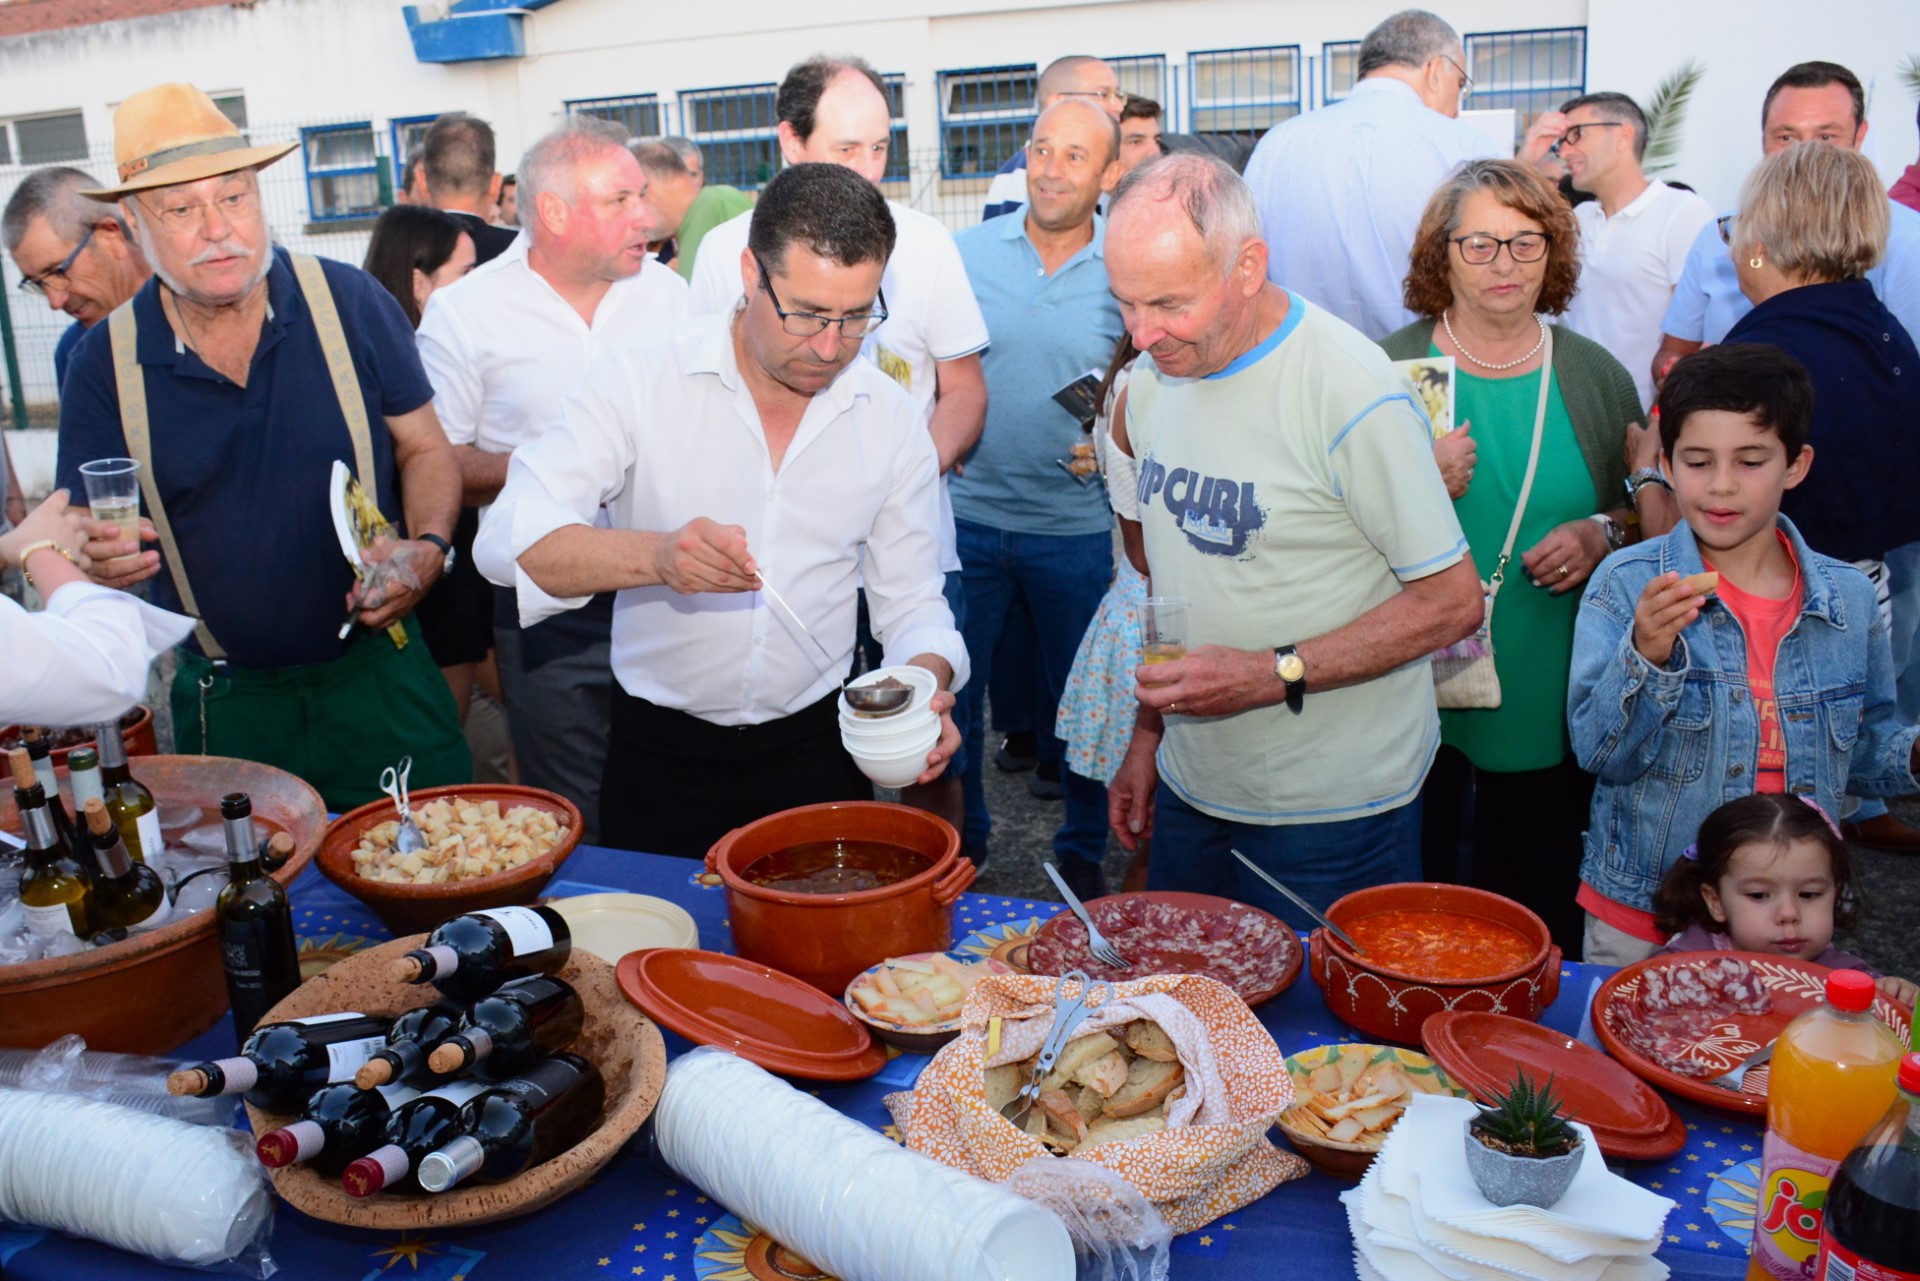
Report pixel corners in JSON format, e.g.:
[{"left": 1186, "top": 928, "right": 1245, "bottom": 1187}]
[{"left": 1341, "top": 1094, "right": 1677, "bottom": 1281}]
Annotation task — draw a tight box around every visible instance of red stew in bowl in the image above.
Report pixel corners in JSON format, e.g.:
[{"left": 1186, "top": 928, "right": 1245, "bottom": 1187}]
[{"left": 1346, "top": 910, "right": 1536, "bottom": 981}]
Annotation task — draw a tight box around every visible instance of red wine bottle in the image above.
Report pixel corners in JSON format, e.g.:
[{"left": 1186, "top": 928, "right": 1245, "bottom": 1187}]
[
  {"left": 255, "top": 1081, "right": 419, "bottom": 1175},
  {"left": 167, "top": 1012, "right": 391, "bottom": 1112},
  {"left": 216, "top": 792, "right": 301, "bottom": 1035},
  {"left": 393, "top": 906, "right": 571, "bottom": 1002},
  {"left": 341, "top": 1080, "right": 491, "bottom": 1197},
  {"left": 354, "top": 1000, "right": 464, "bottom": 1090},
  {"left": 415, "top": 1053, "right": 605, "bottom": 1193},
  {"left": 426, "top": 976, "right": 584, "bottom": 1081}
]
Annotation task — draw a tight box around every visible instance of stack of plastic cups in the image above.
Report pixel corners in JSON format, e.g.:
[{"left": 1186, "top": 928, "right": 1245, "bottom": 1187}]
[{"left": 839, "top": 667, "right": 942, "bottom": 788}]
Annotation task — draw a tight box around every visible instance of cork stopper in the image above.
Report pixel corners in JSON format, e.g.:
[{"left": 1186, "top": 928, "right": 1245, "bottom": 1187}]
[
  {"left": 392, "top": 955, "right": 427, "bottom": 983},
  {"left": 266, "top": 832, "right": 295, "bottom": 859},
  {"left": 426, "top": 1039, "right": 472, "bottom": 1076},
  {"left": 354, "top": 1056, "right": 396, "bottom": 1090},
  {"left": 83, "top": 797, "right": 114, "bottom": 837},
  {"left": 166, "top": 1067, "right": 212, "bottom": 1097},
  {"left": 8, "top": 748, "right": 34, "bottom": 791}
]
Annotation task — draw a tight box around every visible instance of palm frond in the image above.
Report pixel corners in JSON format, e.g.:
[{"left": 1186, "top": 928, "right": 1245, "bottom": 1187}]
[
  {"left": 1902, "top": 54, "right": 1920, "bottom": 100},
  {"left": 1643, "top": 59, "right": 1706, "bottom": 176}
]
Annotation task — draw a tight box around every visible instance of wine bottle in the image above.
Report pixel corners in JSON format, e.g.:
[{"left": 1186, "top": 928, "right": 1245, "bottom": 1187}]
[
  {"left": 260, "top": 831, "right": 295, "bottom": 873},
  {"left": 96, "top": 724, "right": 160, "bottom": 866},
  {"left": 354, "top": 1000, "right": 463, "bottom": 1090},
  {"left": 82, "top": 797, "right": 171, "bottom": 932},
  {"left": 341, "top": 1080, "right": 491, "bottom": 1197},
  {"left": 167, "top": 1012, "right": 393, "bottom": 1111},
  {"left": 19, "top": 727, "right": 81, "bottom": 855},
  {"left": 425, "top": 976, "right": 584, "bottom": 1081},
  {"left": 66, "top": 745, "right": 104, "bottom": 815},
  {"left": 255, "top": 1081, "right": 420, "bottom": 1175},
  {"left": 393, "top": 906, "right": 572, "bottom": 1002},
  {"left": 415, "top": 1053, "right": 605, "bottom": 1193},
  {"left": 10, "top": 747, "right": 94, "bottom": 939},
  {"left": 216, "top": 792, "right": 301, "bottom": 1036}
]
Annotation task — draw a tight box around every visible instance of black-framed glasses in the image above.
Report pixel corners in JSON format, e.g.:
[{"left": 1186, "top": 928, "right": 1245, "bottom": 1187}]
[
  {"left": 1716, "top": 214, "right": 1738, "bottom": 245},
  {"left": 1441, "top": 53, "right": 1474, "bottom": 96},
  {"left": 1450, "top": 232, "right": 1552, "bottom": 265},
  {"left": 17, "top": 222, "right": 97, "bottom": 297},
  {"left": 1551, "top": 121, "right": 1626, "bottom": 155},
  {"left": 751, "top": 249, "right": 888, "bottom": 339}
]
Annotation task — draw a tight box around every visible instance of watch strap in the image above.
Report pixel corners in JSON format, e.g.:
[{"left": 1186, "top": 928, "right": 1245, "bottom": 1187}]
[
  {"left": 1275, "top": 645, "right": 1306, "bottom": 715},
  {"left": 419, "top": 533, "right": 452, "bottom": 555}
]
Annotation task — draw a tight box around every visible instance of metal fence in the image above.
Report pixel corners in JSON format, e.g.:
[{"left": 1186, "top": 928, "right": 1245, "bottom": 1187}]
[{"left": 2, "top": 27, "right": 1585, "bottom": 423}]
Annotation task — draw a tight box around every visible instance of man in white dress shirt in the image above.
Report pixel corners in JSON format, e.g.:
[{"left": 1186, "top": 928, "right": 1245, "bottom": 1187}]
[
  {"left": 690, "top": 55, "right": 988, "bottom": 831},
  {"left": 1242, "top": 9, "right": 1500, "bottom": 340},
  {"left": 418, "top": 115, "right": 689, "bottom": 842},
  {"left": 1549, "top": 92, "right": 1713, "bottom": 410},
  {"left": 475, "top": 164, "right": 967, "bottom": 857}
]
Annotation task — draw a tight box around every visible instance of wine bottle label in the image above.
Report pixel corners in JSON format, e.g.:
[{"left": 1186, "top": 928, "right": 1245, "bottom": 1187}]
[
  {"left": 326, "top": 1036, "right": 391, "bottom": 1082},
  {"left": 21, "top": 901, "right": 81, "bottom": 938},
  {"left": 133, "top": 810, "right": 163, "bottom": 864},
  {"left": 288, "top": 1012, "right": 367, "bottom": 1026},
  {"left": 425, "top": 1080, "right": 488, "bottom": 1106},
  {"left": 1819, "top": 1229, "right": 1920, "bottom": 1281},
  {"left": 475, "top": 906, "right": 554, "bottom": 956},
  {"left": 375, "top": 1083, "right": 421, "bottom": 1108}
]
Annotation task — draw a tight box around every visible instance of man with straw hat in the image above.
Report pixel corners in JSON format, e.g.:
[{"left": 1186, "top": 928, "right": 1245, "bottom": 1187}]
[{"left": 54, "top": 83, "right": 469, "bottom": 809}]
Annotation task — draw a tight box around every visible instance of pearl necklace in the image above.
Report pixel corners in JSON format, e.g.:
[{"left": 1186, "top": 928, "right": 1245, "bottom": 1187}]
[{"left": 1443, "top": 310, "right": 1547, "bottom": 371}]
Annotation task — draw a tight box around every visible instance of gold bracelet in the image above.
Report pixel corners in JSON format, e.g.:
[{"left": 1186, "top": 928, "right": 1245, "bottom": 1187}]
[{"left": 15, "top": 539, "right": 80, "bottom": 587}]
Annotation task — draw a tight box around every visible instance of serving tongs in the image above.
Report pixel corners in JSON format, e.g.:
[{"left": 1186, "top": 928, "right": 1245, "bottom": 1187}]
[
  {"left": 379, "top": 755, "right": 425, "bottom": 855},
  {"left": 1231, "top": 848, "right": 1366, "bottom": 954},
  {"left": 755, "top": 571, "right": 912, "bottom": 715},
  {"left": 1000, "top": 969, "right": 1110, "bottom": 1129}
]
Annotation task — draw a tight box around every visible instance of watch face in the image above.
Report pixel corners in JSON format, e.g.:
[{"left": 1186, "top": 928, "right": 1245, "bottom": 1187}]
[{"left": 1277, "top": 653, "right": 1306, "bottom": 682}]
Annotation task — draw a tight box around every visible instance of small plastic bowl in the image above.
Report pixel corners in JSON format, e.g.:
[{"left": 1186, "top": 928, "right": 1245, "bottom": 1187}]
[
  {"left": 847, "top": 721, "right": 941, "bottom": 788},
  {"left": 841, "top": 666, "right": 938, "bottom": 721}
]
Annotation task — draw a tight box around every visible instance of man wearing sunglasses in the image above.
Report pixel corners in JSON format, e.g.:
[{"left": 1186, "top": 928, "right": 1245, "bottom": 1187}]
[
  {"left": 474, "top": 163, "right": 966, "bottom": 859},
  {"left": 3, "top": 167, "right": 152, "bottom": 392}
]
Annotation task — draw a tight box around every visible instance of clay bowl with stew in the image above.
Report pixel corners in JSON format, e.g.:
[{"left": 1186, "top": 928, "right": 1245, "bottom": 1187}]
[
  {"left": 0, "top": 755, "right": 323, "bottom": 1052},
  {"left": 705, "top": 801, "right": 973, "bottom": 995},
  {"left": 317, "top": 784, "right": 582, "bottom": 936},
  {"left": 1308, "top": 883, "right": 1560, "bottom": 1046},
  {"left": 0, "top": 705, "right": 158, "bottom": 767}
]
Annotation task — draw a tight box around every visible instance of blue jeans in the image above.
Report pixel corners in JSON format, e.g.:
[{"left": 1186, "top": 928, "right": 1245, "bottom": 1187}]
[
  {"left": 1147, "top": 786, "right": 1423, "bottom": 932},
  {"left": 1887, "top": 540, "right": 1920, "bottom": 722},
  {"left": 954, "top": 520, "right": 1111, "bottom": 863}
]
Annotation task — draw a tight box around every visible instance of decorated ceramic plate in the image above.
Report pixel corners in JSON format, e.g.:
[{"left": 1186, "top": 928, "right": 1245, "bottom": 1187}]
[{"left": 1028, "top": 892, "right": 1301, "bottom": 1005}]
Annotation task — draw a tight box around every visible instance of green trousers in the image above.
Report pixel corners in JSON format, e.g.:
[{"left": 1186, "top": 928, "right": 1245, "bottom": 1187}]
[{"left": 171, "top": 619, "right": 471, "bottom": 812}]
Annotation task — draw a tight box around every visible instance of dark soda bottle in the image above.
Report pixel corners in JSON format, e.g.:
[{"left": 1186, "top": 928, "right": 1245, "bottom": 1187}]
[{"left": 1819, "top": 1052, "right": 1920, "bottom": 1280}]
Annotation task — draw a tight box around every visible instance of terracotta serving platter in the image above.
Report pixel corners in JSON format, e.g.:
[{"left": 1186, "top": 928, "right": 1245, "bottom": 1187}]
[
  {"left": 1028, "top": 891, "right": 1302, "bottom": 1006},
  {"left": 1422, "top": 1011, "right": 1687, "bottom": 1161},
  {"left": 1591, "top": 951, "right": 1912, "bottom": 1118},
  {"left": 616, "top": 948, "right": 887, "bottom": 1081}
]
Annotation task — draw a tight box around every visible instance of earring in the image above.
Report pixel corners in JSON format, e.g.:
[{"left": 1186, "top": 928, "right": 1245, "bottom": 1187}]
[{"left": 1749, "top": 257, "right": 1764, "bottom": 269}]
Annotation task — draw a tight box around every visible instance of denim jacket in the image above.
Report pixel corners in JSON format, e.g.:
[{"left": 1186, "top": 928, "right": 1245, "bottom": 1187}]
[{"left": 1568, "top": 516, "right": 1920, "bottom": 912}]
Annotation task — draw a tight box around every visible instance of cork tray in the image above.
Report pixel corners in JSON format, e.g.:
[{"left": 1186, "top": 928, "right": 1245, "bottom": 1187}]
[{"left": 242, "top": 933, "right": 666, "bottom": 1229}]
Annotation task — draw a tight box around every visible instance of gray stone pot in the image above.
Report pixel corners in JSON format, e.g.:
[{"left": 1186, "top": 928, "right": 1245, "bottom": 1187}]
[{"left": 1463, "top": 1123, "right": 1584, "bottom": 1208}]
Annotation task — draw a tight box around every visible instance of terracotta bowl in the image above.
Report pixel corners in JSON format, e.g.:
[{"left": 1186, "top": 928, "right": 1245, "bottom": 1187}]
[
  {"left": 245, "top": 932, "right": 665, "bottom": 1228},
  {"left": 0, "top": 755, "right": 325, "bottom": 1053},
  {"left": 1274, "top": 1043, "right": 1467, "bottom": 1179},
  {"left": 317, "top": 784, "right": 582, "bottom": 936},
  {"left": 705, "top": 801, "right": 972, "bottom": 995},
  {"left": 0, "top": 704, "right": 158, "bottom": 766},
  {"left": 1307, "top": 883, "right": 1561, "bottom": 1046}
]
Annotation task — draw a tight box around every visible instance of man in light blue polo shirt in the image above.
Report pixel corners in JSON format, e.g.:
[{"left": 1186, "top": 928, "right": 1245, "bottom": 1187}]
[{"left": 952, "top": 98, "right": 1125, "bottom": 894}]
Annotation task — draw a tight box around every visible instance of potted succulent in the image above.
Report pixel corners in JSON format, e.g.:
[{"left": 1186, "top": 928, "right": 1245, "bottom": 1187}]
[{"left": 1463, "top": 1070, "right": 1584, "bottom": 1208}]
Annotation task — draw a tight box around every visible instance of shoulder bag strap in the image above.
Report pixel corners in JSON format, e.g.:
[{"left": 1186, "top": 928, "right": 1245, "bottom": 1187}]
[
  {"left": 1484, "top": 323, "right": 1554, "bottom": 607},
  {"left": 289, "top": 253, "right": 378, "bottom": 491},
  {"left": 108, "top": 301, "right": 226, "bottom": 660}
]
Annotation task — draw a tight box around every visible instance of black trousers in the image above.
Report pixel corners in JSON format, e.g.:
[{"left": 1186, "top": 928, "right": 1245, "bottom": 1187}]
[
  {"left": 1420, "top": 746, "right": 1594, "bottom": 960},
  {"left": 599, "top": 688, "right": 873, "bottom": 858}
]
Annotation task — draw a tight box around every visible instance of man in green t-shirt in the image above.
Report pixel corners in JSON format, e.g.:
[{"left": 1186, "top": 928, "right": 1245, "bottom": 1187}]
[{"left": 1103, "top": 152, "right": 1483, "bottom": 929}]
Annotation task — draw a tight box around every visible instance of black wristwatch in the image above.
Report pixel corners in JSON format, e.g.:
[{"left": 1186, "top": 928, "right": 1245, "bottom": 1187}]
[
  {"left": 1273, "top": 645, "right": 1306, "bottom": 715},
  {"left": 419, "top": 532, "right": 456, "bottom": 574}
]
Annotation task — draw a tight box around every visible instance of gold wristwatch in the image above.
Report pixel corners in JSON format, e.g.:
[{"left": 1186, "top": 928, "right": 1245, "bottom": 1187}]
[{"left": 1273, "top": 645, "right": 1306, "bottom": 714}]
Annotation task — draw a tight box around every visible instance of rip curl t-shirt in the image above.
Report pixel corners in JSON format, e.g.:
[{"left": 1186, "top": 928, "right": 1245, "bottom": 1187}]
[{"left": 1125, "top": 292, "right": 1468, "bottom": 825}]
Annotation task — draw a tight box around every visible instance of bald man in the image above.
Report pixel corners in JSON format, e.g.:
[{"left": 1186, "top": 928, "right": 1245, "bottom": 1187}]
[{"left": 980, "top": 55, "right": 1127, "bottom": 220}]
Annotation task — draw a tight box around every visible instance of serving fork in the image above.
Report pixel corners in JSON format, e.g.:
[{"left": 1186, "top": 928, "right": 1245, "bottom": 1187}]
[
  {"left": 1043, "top": 861, "right": 1130, "bottom": 969},
  {"left": 1709, "top": 1041, "right": 1775, "bottom": 1093},
  {"left": 999, "top": 970, "right": 1110, "bottom": 1128}
]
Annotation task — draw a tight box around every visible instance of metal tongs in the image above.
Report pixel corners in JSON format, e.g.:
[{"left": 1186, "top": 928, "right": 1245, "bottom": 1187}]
[
  {"left": 999, "top": 969, "right": 1111, "bottom": 1128},
  {"left": 379, "top": 755, "right": 425, "bottom": 854}
]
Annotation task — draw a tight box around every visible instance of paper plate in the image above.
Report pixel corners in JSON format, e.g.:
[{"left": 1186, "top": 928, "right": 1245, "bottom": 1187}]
[
  {"left": 549, "top": 892, "right": 698, "bottom": 963},
  {"left": 616, "top": 948, "right": 886, "bottom": 1082}
]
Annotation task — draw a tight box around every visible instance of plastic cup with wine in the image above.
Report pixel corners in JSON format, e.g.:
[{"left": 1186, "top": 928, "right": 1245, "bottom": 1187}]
[
  {"left": 1142, "top": 596, "right": 1189, "bottom": 669},
  {"left": 79, "top": 457, "right": 141, "bottom": 536}
]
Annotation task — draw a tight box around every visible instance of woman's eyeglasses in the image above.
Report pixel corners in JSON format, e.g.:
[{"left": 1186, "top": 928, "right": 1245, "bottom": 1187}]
[{"left": 1449, "top": 232, "right": 1552, "bottom": 265}]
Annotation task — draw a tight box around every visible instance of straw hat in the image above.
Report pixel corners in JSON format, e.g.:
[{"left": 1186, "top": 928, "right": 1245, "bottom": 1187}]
[{"left": 81, "top": 83, "right": 296, "bottom": 201}]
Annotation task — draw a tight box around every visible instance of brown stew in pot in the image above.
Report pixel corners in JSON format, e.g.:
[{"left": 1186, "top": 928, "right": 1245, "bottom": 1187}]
[{"left": 743, "top": 840, "right": 930, "bottom": 894}]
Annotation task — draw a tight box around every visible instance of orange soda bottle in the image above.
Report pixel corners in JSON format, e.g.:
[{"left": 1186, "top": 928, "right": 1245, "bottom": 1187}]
[{"left": 1748, "top": 970, "right": 1905, "bottom": 1279}]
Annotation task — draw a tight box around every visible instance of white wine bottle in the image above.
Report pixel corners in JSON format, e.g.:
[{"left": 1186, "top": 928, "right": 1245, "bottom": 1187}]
[
  {"left": 9, "top": 747, "right": 94, "bottom": 940},
  {"left": 95, "top": 726, "right": 160, "bottom": 867},
  {"left": 82, "top": 797, "right": 171, "bottom": 933}
]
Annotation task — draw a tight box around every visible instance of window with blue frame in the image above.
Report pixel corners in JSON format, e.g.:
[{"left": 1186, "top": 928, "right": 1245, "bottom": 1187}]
[
  {"left": 1321, "top": 41, "right": 1361, "bottom": 105},
  {"left": 1464, "top": 27, "right": 1586, "bottom": 145},
  {"left": 1188, "top": 45, "right": 1301, "bottom": 139},
  {"left": 680, "top": 83, "right": 781, "bottom": 189},
  {"left": 879, "top": 73, "right": 910, "bottom": 186},
  {"left": 390, "top": 114, "right": 440, "bottom": 178},
  {"left": 938, "top": 64, "right": 1037, "bottom": 179},
  {"left": 566, "top": 94, "right": 662, "bottom": 138},
  {"left": 301, "top": 122, "right": 381, "bottom": 222},
  {"left": 1107, "top": 54, "right": 1168, "bottom": 112}
]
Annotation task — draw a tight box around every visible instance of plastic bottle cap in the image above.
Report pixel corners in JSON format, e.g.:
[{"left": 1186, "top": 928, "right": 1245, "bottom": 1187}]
[
  {"left": 1825, "top": 969, "right": 1877, "bottom": 1012},
  {"left": 342, "top": 1144, "right": 410, "bottom": 1198},
  {"left": 1901, "top": 1053, "right": 1920, "bottom": 1096}
]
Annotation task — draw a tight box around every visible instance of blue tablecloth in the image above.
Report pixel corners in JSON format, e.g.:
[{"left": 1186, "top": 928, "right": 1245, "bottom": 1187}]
[{"left": 0, "top": 846, "right": 1765, "bottom": 1280}]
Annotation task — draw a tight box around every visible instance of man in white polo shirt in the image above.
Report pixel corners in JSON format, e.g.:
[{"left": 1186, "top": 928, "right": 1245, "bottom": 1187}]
[
  {"left": 474, "top": 164, "right": 966, "bottom": 858},
  {"left": 690, "top": 54, "right": 988, "bottom": 829},
  {"left": 418, "top": 114, "right": 689, "bottom": 841},
  {"left": 1550, "top": 92, "right": 1713, "bottom": 410},
  {"left": 1103, "top": 154, "right": 1482, "bottom": 928}
]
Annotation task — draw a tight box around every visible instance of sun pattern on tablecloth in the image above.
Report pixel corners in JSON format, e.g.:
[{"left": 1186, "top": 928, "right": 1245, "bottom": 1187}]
[
  {"left": 356, "top": 1232, "right": 485, "bottom": 1280},
  {"left": 693, "top": 1214, "right": 839, "bottom": 1281}
]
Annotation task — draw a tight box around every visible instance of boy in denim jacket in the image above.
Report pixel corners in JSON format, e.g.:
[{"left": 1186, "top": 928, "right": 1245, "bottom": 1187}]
[{"left": 1568, "top": 345, "right": 1919, "bottom": 965}]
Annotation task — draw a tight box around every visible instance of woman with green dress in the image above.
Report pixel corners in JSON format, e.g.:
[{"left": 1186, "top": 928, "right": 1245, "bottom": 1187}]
[{"left": 1381, "top": 159, "right": 1642, "bottom": 957}]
